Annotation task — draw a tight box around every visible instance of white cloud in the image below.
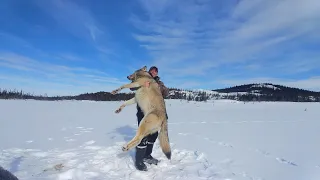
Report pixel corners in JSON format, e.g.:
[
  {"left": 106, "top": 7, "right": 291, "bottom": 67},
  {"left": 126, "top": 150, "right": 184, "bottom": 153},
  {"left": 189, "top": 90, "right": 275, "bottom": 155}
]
[
  {"left": 227, "top": 0, "right": 320, "bottom": 43},
  {"left": 131, "top": 0, "right": 320, "bottom": 88}
]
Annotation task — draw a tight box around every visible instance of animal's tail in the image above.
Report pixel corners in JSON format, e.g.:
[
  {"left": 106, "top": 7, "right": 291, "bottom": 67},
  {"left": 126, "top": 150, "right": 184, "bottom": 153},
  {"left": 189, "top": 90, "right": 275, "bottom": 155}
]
[{"left": 158, "top": 118, "right": 171, "bottom": 159}]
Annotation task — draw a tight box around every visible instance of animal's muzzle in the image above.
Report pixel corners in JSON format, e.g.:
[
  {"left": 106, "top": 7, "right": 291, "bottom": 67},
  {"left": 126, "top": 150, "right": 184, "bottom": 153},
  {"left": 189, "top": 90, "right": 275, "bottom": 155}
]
[{"left": 127, "top": 75, "right": 133, "bottom": 80}]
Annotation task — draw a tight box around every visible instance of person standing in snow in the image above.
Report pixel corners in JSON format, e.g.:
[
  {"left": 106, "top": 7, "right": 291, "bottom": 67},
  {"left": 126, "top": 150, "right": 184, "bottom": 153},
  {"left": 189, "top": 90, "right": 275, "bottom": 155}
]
[{"left": 130, "top": 66, "right": 169, "bottom": 171}]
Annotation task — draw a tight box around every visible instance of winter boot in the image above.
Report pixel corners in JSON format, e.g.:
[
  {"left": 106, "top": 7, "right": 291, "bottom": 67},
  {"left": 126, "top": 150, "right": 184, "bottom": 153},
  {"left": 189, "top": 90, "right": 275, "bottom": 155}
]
[
  {"left": 143, "top": 142, "right": 160, "bottom": 165},
  {"left": 135, "top": 145, "right": 148, "bottom": 171}
]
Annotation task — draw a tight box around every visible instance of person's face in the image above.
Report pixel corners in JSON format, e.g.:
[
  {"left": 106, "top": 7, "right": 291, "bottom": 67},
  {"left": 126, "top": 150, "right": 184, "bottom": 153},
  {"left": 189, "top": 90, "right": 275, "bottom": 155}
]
[{"left": 149, "top": 69, "right": 158, "bottom": 77}]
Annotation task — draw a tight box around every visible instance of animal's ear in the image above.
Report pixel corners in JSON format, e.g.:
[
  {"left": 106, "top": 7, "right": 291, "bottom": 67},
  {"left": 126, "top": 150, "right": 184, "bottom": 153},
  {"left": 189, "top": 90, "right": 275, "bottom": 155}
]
[{"left": 141, "top": 66, "right": 147, "bottom": 71}]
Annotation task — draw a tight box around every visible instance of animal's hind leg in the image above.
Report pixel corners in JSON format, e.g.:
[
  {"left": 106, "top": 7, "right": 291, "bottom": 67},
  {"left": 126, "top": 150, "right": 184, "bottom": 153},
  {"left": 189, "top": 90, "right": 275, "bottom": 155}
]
[{"left": 122, "top": 114, "right": 161, "bottom": 151}]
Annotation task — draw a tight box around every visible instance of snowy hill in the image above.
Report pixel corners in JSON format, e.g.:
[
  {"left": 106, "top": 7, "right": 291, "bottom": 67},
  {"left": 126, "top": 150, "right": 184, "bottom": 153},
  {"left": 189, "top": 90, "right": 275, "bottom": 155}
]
[
  {"left": 168, "top": 83, "right": 320, "bottom": 102},
  {"left": 214, "top": 83, "right": 303, "bottom": 94}
]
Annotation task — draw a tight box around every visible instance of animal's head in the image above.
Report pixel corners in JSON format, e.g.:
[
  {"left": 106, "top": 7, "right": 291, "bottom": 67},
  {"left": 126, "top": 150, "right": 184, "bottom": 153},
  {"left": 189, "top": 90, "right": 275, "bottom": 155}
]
[{"left": 127, "top": 66, "right": 152, "bottom": 82}]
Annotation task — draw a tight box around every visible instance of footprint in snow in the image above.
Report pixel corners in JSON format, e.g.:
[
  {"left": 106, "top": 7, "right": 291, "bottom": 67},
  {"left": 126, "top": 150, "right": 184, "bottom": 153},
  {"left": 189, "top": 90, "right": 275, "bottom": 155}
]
[
  {"left": 276, "top": 158, "right": 298, "bottom": 166},
  {"left": 218, "top": 142, "right": 233, "bottom": 148}
]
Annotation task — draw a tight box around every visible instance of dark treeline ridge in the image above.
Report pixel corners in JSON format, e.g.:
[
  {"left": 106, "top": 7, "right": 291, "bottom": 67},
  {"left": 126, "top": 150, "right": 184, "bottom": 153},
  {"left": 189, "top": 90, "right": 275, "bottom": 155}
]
[
  {"left": 212, "top": 83, "right": 320, "bottom": 102},
  {"left": 0, "top": 89, "right": 134, "bottom": 101},
  {"left": 1, "top": 83, "right": 320, "bottom": 102},
  {"left": 213, "top": 83, "right": 319, "bottom": 96}
]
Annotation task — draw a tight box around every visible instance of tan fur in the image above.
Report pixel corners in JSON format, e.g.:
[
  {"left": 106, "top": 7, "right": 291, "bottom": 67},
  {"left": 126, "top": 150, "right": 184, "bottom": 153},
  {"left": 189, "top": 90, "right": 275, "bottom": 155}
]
[{"left": 111, "top": 66, "right": 171, "bottom": 159}]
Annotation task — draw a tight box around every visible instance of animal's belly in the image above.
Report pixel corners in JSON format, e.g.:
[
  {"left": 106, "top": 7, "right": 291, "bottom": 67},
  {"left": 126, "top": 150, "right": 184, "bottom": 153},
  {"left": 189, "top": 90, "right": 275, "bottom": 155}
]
[{"left": 135, "top": 92, "right": 153, "bottom": 112}]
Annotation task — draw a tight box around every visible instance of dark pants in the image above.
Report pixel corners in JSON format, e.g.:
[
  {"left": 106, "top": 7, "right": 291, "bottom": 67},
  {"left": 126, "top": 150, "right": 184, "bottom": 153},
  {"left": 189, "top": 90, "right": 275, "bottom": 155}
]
[{"left": 136, "top": 105, "right": 158, "bottom": 148}]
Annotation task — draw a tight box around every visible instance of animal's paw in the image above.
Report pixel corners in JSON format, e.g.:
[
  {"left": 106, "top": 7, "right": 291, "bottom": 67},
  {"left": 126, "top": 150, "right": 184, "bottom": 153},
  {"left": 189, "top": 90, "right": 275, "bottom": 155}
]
[
  {"left": 122, "top": 145, "right": 129, "bottom": 152},
  {"left": 115, "top": 108, "right": 122, "bottom": 113},
  {"left": 115, "top": 105, "right": 125, "bottom": 113},
  {"left": 111, "top": 89, "right": 119, "bottom": 95}
]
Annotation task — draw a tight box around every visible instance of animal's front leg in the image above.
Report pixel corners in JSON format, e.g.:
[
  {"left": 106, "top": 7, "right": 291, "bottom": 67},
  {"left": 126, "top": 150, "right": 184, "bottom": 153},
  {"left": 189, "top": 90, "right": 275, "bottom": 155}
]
[
  {"left": 111, "top": 82, "right": 140, "bottom": 95},
  {"left": 115, "top": 97, "right": 136, "bottom": 113}
]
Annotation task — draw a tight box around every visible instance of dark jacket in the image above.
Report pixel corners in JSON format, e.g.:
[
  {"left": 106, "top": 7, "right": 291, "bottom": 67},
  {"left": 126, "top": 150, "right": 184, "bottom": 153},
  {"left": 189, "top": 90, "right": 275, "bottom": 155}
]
[{"left": 153, "top": 76, "right": 169, "bottom": 98}]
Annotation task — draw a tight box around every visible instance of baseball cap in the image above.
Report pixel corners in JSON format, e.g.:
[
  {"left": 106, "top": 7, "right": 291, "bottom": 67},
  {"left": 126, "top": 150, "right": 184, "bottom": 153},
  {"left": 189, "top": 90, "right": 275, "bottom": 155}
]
[{"left": 149, "top": 66, "right": 158, "bottom": 72}]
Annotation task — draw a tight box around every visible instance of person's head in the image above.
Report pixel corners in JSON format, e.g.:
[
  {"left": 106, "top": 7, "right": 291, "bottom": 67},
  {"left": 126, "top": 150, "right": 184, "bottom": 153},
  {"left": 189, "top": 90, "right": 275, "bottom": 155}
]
[{"left": 149, "top": 66, "right": 158, "bottom": 77}]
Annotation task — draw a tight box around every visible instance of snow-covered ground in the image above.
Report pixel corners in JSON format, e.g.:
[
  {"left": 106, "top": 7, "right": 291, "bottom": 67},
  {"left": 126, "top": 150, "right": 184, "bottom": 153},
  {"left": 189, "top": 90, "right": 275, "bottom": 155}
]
[{"left": 0, "top": 99, "right": 319, "bottom": 180}]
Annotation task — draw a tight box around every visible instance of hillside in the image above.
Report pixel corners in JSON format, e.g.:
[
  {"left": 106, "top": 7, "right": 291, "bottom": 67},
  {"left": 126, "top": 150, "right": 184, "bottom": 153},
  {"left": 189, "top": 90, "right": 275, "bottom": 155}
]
[
  {"left": 212, "top": 83, "right": 320, "bottom": 102},
  {"left": 213, "top": 83, "right": 319, "bottom": 96},
  {"left": 167, "top": 83, "right": 320, "bottom": 102}
]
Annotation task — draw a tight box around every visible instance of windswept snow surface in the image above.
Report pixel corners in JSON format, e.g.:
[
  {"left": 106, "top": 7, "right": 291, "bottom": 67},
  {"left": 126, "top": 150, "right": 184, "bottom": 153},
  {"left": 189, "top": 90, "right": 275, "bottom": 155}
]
[{"left": 0, "top": 99, "right": 320, "bottom": 180}]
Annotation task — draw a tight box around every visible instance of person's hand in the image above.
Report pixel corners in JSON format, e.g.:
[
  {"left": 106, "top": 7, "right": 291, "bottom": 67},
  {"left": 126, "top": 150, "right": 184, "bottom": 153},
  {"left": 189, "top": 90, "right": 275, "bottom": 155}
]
[{"left": 145, "top": 81, "right": 150, "bottom": 88}]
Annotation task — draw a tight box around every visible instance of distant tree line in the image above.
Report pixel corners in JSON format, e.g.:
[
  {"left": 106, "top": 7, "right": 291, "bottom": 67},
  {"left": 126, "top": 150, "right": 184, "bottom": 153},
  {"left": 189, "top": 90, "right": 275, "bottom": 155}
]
[
  {"left": 0, "top": 89, "right": 134, "bottom": 101},
  {"left": 217, "top": 93, "right": 320, "bottom": 102},
  {"left": 1, "top": 83, "right": 320, "bottom": 102},
  {"left": 166, "top": 88, "right": 210, "bottom": 102}
]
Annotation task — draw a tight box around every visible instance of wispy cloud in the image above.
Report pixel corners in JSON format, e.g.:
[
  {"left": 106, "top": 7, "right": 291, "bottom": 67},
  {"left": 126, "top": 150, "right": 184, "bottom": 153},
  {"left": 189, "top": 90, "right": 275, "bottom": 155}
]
[
  {"left": 35, "top": 0, "right": 103, "bottom": 42},
  {"left": 0, "top": 32, "right": 47, "bottom": 57},
  {"left": 0, "top": 31, "right": 89, "bottom": 64},
  {"left": 0, "top": 0, "right": 127, "bottom": 96},
  {"left": 34, "top": 0, "right": 111, "bottom": 55},
  {"left": 131, "top": 0, "right": 320, "bottom": 86},
  {"left": 1, "top": 0, "right": 319, "bottom": 95},
  {"left": 0, "top": 52, "right": 126, "bottom": 96},
  {"left": 0, "top": 74, "right": 121, "bottom": 96}
]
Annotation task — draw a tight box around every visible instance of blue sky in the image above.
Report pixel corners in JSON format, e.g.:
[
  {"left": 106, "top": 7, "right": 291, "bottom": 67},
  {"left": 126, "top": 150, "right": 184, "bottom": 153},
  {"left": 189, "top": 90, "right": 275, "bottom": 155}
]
[{"left": 1, "top": 0, "right": 320, "bottom": 96}]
